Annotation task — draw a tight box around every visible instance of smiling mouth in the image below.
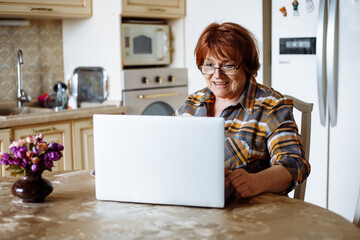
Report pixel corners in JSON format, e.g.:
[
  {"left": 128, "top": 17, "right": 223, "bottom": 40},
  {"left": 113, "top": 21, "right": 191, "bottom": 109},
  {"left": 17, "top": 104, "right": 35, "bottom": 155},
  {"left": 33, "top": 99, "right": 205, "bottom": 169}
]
[{"left": 213, "top": 81, "right": 229, "bottom": 86}]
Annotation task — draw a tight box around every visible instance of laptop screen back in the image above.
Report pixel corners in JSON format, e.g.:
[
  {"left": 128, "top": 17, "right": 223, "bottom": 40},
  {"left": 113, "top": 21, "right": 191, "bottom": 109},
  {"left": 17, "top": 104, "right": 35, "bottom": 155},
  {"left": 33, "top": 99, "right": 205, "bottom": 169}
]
[{"left": 93, "top": 115, "right": 225, "bottom": 208}]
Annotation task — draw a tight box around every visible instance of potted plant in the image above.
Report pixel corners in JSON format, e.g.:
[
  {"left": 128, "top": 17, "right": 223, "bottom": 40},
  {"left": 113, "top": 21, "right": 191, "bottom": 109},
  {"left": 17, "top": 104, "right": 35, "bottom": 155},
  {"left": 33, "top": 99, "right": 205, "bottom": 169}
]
[{"left": 0, "top": 134, "right": 64, "bottom": 203}]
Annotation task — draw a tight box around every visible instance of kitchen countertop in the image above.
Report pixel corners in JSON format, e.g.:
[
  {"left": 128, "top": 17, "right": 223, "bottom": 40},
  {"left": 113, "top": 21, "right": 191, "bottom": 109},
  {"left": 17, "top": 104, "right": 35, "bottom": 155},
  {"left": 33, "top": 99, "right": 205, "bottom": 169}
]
[
  {"left": 0, "top": 170, "right": 359, "bottom": 239},
  {"left": 0, "top": 103, "right": 126, "bottom": 129}
]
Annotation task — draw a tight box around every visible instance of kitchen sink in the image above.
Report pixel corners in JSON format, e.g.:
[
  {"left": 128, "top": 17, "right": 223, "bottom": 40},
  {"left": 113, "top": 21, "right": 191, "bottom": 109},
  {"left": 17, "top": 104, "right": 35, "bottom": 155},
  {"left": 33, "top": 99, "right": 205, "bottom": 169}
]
[{"left": 0, "top": 106, "right": 54, "bottom": 119}]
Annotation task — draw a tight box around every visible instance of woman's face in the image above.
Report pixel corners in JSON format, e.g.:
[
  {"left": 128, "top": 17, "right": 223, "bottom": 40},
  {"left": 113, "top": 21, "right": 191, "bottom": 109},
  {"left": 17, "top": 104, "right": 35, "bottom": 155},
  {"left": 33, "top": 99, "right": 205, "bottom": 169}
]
[{"left": 202, "top": 54, "right": 247, "bottom": 103}]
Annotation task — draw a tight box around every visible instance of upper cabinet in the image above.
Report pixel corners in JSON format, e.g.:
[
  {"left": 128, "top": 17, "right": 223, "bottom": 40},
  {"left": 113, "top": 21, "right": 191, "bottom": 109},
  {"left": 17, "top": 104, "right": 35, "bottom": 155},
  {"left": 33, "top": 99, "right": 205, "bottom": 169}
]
[
  {"left": 0, "top": 0, "right": 92, "bottom": 19},
  {"left": 121, "top": 0, "right": 185, "bottom": 19}
]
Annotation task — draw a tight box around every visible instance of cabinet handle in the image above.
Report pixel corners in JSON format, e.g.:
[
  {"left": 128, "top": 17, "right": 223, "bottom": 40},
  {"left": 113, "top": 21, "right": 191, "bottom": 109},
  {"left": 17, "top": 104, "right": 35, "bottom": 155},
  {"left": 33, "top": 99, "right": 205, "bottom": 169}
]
[
  {"left": 138, "top": 92, "right": 179, "bottom": 99},
  {"left": 32, "top": 127, "right": 57, "bottom": 133},
  {"left": 30, "top": 7, "right": 53, "bottom": 12},
  {"left": 148, "top": 8, "right": 166, "bottom": 12}
]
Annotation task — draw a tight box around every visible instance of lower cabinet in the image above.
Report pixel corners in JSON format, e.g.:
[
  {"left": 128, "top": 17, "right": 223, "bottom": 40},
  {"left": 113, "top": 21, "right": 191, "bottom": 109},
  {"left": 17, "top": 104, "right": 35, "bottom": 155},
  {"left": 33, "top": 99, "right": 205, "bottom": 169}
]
[
  {"left": 13, "top": 122, "right": 73, "bottom": 172},
  {"left": 72, "top": 118, "right": 94, "bottom": 170},
  {"left": 0, "top": 118, "right": 95, "bottom": 176},
  {"left": 0, "top": 129, "right": 12, "bottom": 177}
]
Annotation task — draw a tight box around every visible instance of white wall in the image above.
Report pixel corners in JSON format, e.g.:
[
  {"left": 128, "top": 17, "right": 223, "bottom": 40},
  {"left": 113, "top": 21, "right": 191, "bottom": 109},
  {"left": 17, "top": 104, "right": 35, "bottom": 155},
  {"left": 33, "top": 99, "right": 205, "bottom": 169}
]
[
  {"left": 62, "top": 0, "right": 122, "bottom": 101},
  {"left": 184, "top": 0, "right": 264, "bottom": 94}
]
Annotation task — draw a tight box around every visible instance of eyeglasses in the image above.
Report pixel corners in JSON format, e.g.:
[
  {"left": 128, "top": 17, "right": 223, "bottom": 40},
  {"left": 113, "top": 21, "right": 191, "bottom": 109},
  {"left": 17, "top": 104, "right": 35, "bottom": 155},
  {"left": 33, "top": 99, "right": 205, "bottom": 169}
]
[{"left": 198, "top": 64, "right": 240, "bottom": 76}]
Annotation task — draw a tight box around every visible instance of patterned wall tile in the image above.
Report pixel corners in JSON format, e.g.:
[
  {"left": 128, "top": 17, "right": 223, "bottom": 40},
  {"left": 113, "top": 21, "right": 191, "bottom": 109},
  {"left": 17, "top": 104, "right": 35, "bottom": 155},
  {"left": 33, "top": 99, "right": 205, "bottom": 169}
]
[{"left": 0, "top": 20, "right": 64, "bottom": 103}]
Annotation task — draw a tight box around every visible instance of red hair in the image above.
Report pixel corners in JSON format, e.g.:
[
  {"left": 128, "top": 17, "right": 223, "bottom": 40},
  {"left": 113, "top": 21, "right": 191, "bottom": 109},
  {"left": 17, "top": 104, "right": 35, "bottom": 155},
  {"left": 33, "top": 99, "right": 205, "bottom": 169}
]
[{"left": 195, "top": 22, "right": 260, "bottom": 78}]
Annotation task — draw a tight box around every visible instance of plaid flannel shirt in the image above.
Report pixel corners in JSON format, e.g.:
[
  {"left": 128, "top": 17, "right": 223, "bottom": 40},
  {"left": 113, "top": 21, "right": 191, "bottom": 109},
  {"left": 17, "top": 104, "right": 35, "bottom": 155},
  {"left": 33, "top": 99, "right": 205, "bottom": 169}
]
[{"left": 175, "top": 77, "right": 310, "bottom": 193}]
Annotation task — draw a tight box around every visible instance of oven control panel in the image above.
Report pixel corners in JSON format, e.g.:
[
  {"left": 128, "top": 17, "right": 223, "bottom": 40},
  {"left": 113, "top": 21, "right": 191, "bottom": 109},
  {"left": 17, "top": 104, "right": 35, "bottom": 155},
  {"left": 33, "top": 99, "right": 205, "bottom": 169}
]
[{"left": 122, "top": 68, "right": 188, "bottom": 91}]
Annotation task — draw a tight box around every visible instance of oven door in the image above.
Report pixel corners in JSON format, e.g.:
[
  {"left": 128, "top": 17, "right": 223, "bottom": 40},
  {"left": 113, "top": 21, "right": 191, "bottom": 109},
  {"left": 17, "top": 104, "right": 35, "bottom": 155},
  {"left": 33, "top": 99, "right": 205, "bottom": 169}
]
[{"left": 122, "top": 86, "right": 188, "bottom": 115}]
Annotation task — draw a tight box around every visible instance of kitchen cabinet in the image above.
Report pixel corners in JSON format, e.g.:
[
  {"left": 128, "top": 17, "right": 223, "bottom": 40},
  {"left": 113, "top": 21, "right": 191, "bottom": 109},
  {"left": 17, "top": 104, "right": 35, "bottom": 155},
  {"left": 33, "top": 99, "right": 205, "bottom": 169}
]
[
  {"left": 0, "top": 0, "right": 92, "bottom": 19},
  {"left": 13, "top": 122, "right": 72, "bottom": 172},
  {"left": 121, "top": 0, "right": 185, "bottom": 18},
  {"left": 72, "top": 118, "right": 94, "bottom": 170},
  {"left": 0, "top": 129, "right": 12, "bottom": 177}
]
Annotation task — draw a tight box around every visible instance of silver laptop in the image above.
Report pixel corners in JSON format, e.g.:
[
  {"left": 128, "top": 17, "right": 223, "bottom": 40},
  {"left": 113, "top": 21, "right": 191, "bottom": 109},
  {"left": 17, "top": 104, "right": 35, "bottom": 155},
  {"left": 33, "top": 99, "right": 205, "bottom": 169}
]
[{"left": 93, "top": 114, "right": 225, "bottom": 208}]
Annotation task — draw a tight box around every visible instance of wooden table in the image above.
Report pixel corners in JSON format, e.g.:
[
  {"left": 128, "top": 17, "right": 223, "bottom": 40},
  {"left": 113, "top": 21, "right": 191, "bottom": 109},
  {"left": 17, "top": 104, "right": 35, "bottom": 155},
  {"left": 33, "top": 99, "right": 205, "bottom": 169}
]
[{"left": 0, "top": 170, "right": 359, "bottom": 239}]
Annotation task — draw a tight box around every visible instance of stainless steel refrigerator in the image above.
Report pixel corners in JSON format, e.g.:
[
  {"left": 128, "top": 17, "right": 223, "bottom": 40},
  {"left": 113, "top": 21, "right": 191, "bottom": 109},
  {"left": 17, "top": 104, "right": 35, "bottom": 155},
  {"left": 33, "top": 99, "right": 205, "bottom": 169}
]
[{"left": 272, "top": 0, "right": 360, "bottom": 221}]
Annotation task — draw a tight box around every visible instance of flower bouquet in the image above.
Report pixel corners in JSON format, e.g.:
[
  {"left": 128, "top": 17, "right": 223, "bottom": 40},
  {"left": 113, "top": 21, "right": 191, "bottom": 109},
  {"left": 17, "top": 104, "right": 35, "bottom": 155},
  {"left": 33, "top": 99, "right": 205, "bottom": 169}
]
[
  {"left": 0, "top": 134, "right": 64, "bottom": 203},
  {"left": 0, "top": 133, "right": 63, "bottom": 176}
]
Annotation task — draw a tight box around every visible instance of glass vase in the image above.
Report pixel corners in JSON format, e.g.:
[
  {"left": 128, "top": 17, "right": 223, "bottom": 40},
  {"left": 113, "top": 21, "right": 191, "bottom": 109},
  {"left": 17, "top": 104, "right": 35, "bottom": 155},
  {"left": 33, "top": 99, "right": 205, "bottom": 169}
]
[{"left": 11, "top": 170, "right": 53, "bottom": 203}]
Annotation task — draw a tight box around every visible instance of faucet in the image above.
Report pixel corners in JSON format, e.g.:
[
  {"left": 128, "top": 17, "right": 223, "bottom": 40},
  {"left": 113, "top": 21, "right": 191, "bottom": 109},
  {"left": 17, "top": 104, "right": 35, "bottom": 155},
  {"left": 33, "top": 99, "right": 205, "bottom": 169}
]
[{"left": 17, "top": 49, "right": 30, "bottom": 107}]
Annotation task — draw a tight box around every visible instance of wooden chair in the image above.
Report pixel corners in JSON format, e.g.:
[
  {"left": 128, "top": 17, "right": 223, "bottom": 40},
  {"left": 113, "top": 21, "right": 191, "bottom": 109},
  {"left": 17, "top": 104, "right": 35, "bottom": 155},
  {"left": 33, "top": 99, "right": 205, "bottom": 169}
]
[
  {"left": 284, "top": 95, "right": 313, "bottom": 201},
  {"left": 354, "top": 186, "right": 360, "bottom": 228}
]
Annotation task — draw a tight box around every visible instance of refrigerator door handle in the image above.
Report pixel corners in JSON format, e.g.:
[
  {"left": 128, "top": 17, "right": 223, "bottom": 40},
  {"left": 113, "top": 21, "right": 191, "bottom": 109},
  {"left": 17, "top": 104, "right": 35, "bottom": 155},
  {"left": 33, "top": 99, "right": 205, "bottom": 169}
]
[
  {"left": 326, "top": 0, "right": 338, "bottom": 127},
  {"left": 316, "top": 0, "right": 328, "bottom": 126}
]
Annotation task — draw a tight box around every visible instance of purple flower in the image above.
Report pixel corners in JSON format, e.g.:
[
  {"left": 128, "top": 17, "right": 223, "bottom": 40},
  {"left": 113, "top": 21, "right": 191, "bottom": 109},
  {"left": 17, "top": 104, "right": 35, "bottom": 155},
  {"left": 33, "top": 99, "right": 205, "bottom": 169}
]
[
  {"left": 48, "top": 142, "right": 64, "bottom": 151},
  {"left": 13, "top": 158, "right": 20, "bottom": 165},
  {"left": 14, "top": 152, "right": 22, "bottom": 159},
  {"left": 45, "top": 151, "right": 62, "bottom": 161},
  {"left": 14, "top": 146, "right": 27, "bottom": 159},
  {"left": 1, "top": 153, "right": 10, "bottom": 161},
  {"left": 57, "top": 144, "right": 64, "bottom": 151},
  {"left": 44, "top": 160, "right": 53, "bottom": 168},
  {"left": 0, "top": 159, "right": 7, "bottom": 165},
  {"left": 32, "top": 147, "right": 39, "bottom": 156},
  {"left": 48, "top": 142, "right": 57, "bottom": 150},
  {"left": 14, "top": 152, "right": 21, "bottom": 159},
  {"left": 31, "top": 164, "right": 39, "bottom": 172},
  {"left": 10, "top": 146, "right": 18, "bottom": 154}
]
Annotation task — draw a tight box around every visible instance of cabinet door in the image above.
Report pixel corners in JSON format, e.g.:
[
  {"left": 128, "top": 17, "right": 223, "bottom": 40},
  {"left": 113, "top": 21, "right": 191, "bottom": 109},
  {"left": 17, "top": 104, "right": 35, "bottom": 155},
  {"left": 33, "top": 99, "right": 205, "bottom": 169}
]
[
  {"left": 0, "top": 0, "right": 92, "bottom": 19},
  {"left": 13, "top": 122, "right": 72, "bottom": 172},
  {"left": 122, "top": 0, "right": 185, "bottom": 18},
  {"left": 72, "top": 119, "right": 94, "bottom": 170},
  {"left": 0, "top": 129, "right": 12, "bottom": 177}
]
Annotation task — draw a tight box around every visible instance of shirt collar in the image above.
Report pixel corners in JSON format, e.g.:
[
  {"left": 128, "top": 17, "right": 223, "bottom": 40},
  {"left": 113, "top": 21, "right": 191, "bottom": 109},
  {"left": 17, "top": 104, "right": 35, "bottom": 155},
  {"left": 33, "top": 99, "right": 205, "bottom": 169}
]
[
  {"left": 236, "top": 76, "right": 256, "bottom": 114},
  {"left": 197, "top": 88, "right": 215, "bottom": 106}
]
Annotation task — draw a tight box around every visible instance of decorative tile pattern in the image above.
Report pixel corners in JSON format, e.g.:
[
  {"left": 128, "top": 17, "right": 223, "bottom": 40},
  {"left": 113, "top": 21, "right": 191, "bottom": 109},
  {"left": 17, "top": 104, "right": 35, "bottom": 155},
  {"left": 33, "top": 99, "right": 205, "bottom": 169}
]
[{"left": 0, "top": 20, "right": 64, "bottom": 103}]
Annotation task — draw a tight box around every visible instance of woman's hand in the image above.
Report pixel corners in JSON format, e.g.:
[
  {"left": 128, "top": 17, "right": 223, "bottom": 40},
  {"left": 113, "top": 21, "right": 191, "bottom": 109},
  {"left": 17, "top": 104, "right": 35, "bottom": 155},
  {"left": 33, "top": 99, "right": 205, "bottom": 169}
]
[
  {"left": 225, "top": 165, "right": 293, "bottom": 198},
  {"left": 225, "top": 168, "right": 261, "bottom": 198}
]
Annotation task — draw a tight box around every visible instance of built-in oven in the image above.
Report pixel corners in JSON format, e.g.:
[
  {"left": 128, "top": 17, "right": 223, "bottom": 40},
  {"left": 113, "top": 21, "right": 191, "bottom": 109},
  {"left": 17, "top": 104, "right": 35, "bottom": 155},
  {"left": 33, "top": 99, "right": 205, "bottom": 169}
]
[{"left": 121, "top": 68, "right": 188, "bottom": 115}]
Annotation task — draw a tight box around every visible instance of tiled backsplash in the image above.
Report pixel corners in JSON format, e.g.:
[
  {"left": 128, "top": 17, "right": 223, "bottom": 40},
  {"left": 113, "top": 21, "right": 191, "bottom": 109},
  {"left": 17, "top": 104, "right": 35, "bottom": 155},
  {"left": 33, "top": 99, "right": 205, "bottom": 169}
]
[{"left": 0, "top": 20, "right": 64, "bottom": 103}]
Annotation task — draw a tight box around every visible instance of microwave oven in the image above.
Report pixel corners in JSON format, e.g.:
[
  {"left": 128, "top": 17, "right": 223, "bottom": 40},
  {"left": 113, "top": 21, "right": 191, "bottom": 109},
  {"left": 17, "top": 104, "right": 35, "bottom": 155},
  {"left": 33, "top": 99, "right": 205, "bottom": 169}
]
[{"left": 122, "top": 23, "right": 171, "bottom": 67}]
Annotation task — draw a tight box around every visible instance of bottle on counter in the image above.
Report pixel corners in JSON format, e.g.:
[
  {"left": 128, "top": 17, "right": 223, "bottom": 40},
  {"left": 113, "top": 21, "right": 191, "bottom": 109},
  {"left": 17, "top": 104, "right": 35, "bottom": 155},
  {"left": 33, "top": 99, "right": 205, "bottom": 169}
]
[
  {"left": 67, "top": 76, "right": 77, "bottom": 110},
  {"left": 53, "top": 82, "right": 68, "bottom": 111},
  {"left": 67, "top": 95, "right": 77, "bottom": 110}
]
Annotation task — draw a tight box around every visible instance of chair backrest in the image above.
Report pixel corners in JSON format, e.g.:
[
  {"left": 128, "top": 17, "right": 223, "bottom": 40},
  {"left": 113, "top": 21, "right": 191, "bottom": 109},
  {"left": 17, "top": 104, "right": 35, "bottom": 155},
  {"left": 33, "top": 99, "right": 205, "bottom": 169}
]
[
  {"left": 354, "top": 186, "right": 360, "bottom": 228},
  {"left": 284, "top": 95, "right": 313, "bottom": 201}
]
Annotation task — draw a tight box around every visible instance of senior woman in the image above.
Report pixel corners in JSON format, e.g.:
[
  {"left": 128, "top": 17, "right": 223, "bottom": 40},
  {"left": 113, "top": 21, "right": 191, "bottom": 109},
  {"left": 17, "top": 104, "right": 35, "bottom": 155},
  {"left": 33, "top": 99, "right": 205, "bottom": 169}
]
[{"left": 175, "top": 22, "right": 310, "bottom": 198}]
